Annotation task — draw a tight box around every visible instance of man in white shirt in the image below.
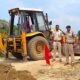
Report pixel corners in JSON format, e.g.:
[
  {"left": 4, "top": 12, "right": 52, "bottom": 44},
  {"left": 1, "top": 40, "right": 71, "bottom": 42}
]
[{"left": 52, "top": 25, "right": 63, "bottom": 62}]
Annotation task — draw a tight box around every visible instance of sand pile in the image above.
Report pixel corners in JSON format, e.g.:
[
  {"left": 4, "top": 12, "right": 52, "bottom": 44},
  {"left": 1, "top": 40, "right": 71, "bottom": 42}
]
[
  {"left": 37, "top": 63, "right": 80, "bottom": 80},
  {"left": 0, "top": 63, "right": 36, "bottom": 80}
]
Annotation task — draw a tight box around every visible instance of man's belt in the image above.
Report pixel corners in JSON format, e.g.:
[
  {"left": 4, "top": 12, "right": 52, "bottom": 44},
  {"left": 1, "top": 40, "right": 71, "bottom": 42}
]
[
  {"left": 54, "top": 40, "right": 61, "bottom": 42},
  {"left": 66, "top": 42, "right": 74, "bottom": 44}
]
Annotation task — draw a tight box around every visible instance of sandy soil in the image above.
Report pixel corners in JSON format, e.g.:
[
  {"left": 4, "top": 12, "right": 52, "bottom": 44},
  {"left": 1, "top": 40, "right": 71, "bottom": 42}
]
[
  {"left": 0, "top": 63, "right": 36, "bottom": 80},
  {"left": 0, "top": 56, "right": 80, "bottom": 80}
]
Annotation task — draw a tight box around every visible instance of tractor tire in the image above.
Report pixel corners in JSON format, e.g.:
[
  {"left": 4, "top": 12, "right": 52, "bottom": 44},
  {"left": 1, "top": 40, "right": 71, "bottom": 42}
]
[
  {"left": 28, "top": 36, "right": 49, "bottom": 60},
  {"left": 12, "top": 52, "right": 23, "bottom": 60}
]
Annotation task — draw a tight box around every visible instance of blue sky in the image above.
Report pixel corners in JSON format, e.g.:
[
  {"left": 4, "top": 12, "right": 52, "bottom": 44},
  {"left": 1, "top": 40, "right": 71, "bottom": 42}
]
[{"left": 0, "top": 0, "right": 80, "bottom": 33}]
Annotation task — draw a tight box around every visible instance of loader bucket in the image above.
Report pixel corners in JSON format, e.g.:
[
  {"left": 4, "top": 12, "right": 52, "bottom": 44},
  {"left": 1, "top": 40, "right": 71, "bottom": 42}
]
[{"left": 0, "top": 33, "right": 7, "bottom": 56}]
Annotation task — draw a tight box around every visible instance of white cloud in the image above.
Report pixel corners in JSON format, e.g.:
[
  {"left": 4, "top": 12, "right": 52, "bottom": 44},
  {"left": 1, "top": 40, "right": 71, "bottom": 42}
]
[
  {"left": 39, "top": 0, "right": 80, "bottom": 32},
  {"left": 0, "top": 0, "right": 80, "bottom": 32},
  {"left": 52, "top": 15, "right": 80, "bottom": 32},
  {"left": 8, "top": 0, "right": 24, "bottom": 8},
  {"left": 54, "top": 15, "right": 80, "bottom": 25},
  {"left": 43, "top": 0, "right": 80, "bottom": 16}
]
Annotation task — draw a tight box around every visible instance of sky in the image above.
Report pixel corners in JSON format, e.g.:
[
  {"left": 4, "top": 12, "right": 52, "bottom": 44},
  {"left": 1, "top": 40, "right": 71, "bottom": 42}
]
[{"left": 0, "top": 0, "right": 80, "bottom": 33}]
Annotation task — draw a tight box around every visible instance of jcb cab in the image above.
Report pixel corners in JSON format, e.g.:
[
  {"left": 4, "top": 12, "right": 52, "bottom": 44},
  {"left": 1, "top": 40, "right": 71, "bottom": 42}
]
[{"left": 6, "top": 8, "right": 52, "bottom": 60}]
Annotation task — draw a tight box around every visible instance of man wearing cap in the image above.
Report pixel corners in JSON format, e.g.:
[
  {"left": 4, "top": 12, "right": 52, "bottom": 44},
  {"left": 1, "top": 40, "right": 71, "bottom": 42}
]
[
  {"left": 64, "top": 25, "right": 75, "bottom": 65},
  {"left": 52, "top": 25, "right": 63, "bottom": 62}
]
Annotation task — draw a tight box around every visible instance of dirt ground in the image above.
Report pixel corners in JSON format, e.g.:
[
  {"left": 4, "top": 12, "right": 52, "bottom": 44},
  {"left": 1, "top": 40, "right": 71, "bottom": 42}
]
[
  {"left": 0, "top": 63, "right": 36, "bottom": 80},
  {"left": 0, "top": 56, "right": 80, "bottom": 80}
]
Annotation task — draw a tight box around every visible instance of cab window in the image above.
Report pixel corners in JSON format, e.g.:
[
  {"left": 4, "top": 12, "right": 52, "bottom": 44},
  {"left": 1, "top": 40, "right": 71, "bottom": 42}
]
[{"left": 36, "top": 13, "right": 45, "bottom": 31}]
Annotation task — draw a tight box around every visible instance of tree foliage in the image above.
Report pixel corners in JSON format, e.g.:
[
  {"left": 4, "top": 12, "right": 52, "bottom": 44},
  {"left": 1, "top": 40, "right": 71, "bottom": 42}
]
[
  {"left": 0, "top": 19, "right": 17, "bottom": 34},
  {"left": 78, "top": 30, "right": 80, "bottom": 37}
]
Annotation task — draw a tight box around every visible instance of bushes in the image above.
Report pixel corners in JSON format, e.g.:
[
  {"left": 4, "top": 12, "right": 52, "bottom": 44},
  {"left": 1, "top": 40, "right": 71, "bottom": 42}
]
[
  {"left": 0, "top": 19, "right": 18, "bottom": 35},
  {"left": 78, "top": 30, "right": 80, "bottom": 37},
  {"left": 0, "top": 19, "right": 9, "bottom": 34}
]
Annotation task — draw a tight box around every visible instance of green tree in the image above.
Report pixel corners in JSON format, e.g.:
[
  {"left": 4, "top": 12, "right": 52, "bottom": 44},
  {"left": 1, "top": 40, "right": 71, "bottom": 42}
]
[{"left": 78, "top": 30, "right": 80, "bottom": 37}]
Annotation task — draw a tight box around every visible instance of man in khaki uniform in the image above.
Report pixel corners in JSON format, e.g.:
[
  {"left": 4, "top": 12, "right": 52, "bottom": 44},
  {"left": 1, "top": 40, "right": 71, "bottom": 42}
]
[
  {"left": 64, "top": 25, "right": 75, "bottom": 65},
  {"left": 52, "top": 25, "right": 63, "bottom": 62}
]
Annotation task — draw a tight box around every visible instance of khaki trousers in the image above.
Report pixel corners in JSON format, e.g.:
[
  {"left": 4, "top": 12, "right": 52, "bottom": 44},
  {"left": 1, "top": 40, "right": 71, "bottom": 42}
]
[
  {"left": 53, "top": 42, "right": 62, "bottom": 59},
  {"left": 64, "top": 43, "right": 75, "bottom": 63}
]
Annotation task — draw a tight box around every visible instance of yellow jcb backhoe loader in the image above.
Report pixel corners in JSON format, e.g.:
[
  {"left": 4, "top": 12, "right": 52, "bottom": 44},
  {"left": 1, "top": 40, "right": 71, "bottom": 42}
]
[{"left": 0, "top": 8, "right": 52, "bottom": 61}]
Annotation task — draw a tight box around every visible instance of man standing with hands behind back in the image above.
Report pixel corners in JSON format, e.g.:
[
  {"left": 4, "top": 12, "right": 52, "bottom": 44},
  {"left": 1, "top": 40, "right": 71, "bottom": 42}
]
[
  {"left": 64, "top": 25, "right": 75, "bottom": 65},
  {"left": 52, "top": 25, "right": 63, "bottom": 62}
]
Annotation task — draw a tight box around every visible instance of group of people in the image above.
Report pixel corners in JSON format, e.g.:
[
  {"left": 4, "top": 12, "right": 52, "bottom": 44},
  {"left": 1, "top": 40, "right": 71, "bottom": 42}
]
[{"left": 51, "top": 25, "right": 76, "bottom": 65}]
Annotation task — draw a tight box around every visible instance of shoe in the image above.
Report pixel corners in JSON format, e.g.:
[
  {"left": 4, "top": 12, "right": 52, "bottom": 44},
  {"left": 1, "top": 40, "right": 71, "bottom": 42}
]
[
  {"left": 64, "top": 63, "right": 69, "bottom": 66},
  {"left": 59, "top": 59, "right": 62, "bottom": 62},
  {"left": 71, "top": 61, "right": 75, "bottom": 66},
  {"left": 52, "top": 59, "right": 55, "bottom": 62}
]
